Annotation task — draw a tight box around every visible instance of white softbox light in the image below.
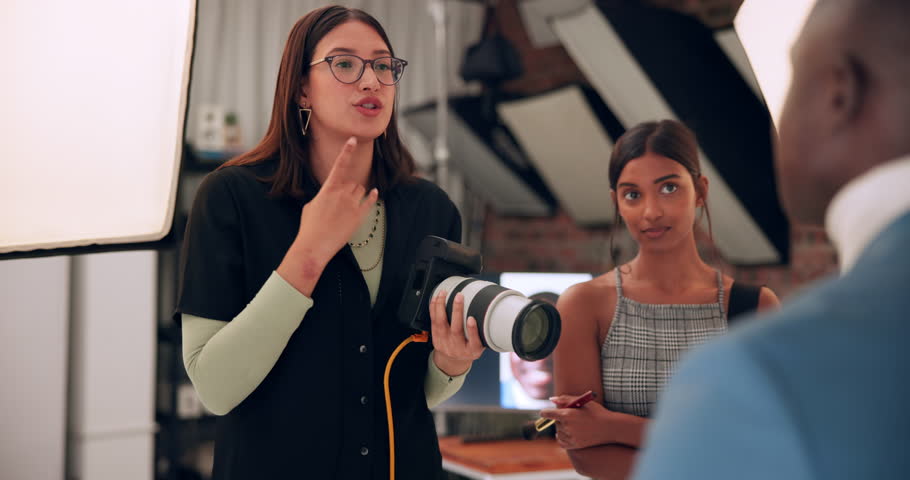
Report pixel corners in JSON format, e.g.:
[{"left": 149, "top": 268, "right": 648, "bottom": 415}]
[
  {"left": 0, "top": 0, "right": 196, "bottom": 255},
  {"left": 734, "top": 0, "right": 817, "bottom": 130}
]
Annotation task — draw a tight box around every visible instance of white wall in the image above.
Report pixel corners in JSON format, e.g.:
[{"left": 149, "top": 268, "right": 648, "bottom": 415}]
[
  {"left": 0, "top": 251, "right": 157, "bottom": 480},
  {"left": 0, "top": 256, "right": 70, "bottom": 480},
  {"left": 187, "top": 0, "right": 483, "bottom": 150},
  {"left": 68, "top": 251, "right": 157, "bottom": 480}
]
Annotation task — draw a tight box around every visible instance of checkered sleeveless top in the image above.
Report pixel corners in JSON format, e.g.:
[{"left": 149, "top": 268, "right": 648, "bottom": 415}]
[{"left": 601, "top": 269, "right": 727, "bottom": 417}]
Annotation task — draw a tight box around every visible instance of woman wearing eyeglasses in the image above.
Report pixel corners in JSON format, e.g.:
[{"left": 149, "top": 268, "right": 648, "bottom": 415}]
[{"left": 176, "top": 6, "right": 484, "bottom": 480}]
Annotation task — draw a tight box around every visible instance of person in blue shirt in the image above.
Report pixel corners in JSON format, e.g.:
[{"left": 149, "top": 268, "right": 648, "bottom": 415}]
[{"left": 632, "top": 1, "right": 910, "bottom": 479}]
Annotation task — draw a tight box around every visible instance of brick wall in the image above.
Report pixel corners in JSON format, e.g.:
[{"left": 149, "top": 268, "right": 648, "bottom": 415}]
[{"left": 492, "top": 0, "right": 588, "bottom": 95}]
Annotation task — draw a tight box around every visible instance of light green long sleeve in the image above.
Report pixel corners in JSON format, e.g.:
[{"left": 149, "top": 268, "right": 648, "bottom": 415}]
[
  {"left": 182, "top": 272, "right": 470, "bottom": 415},
  {"left": 182, "top": 271, "right": 312, "bottom": 415},
  {"left": 425, "top": 353, "right": 470, "bottom": 409}
]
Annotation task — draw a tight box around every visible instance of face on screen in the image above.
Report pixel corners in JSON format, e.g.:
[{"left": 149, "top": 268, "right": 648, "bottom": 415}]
[
  {"left": 442, "top": 273, "right": 592, "bottom": 409},
  {"left": 509, "top": 353, "right": 554, "bottom": 399},
  {"left": 495, "top": 274, "right": 591, "bottom": 408}
]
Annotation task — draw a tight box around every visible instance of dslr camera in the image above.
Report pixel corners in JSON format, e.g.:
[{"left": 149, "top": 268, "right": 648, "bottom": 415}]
[{"left": 398, "top": 236, "right": 561, "bottom": 361}]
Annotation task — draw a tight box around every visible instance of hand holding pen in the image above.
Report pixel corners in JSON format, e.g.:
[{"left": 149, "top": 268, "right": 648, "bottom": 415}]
[
  {"left": 522, "top": 390, "right": 595, "bottom": 440},
  {"left": 535, "top": 390, "right": 618, "bottom": 450}
]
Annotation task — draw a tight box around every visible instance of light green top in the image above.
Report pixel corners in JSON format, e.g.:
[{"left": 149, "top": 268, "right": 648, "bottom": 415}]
[{"left": 182, "top": 202, "right": 468, "bottom": 415}]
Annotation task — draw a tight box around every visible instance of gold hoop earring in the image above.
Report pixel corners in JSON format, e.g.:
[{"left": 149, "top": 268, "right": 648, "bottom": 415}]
[{"left": 297, "top": 105, "right": 312, "bottom": 136}]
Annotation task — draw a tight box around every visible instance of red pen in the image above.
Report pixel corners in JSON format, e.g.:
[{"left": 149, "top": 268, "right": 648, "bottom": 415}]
[{"left": 522, "top": 390, "right": 596, "bottom": 440}]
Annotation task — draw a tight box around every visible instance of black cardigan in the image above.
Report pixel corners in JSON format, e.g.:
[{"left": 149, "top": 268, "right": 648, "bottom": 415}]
[{"left": 176, "top": 160, "right": 461, "bottom": 480}]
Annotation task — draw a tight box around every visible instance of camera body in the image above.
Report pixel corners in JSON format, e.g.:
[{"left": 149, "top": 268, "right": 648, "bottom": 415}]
[
  {"left": 398, "top": 235, "right": 482, "bottom": 332},
  {"left": 398, "top": 236, "right": 561, "bottom": 361}
]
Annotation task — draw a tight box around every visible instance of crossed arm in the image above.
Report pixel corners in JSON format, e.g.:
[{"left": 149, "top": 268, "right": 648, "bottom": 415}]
[{"left": 541, "top": 284, "right": 646, "bottom": 480}]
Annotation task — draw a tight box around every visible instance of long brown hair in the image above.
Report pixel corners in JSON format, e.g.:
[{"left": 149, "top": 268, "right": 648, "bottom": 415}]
[
  {"left": 218, "top": 5, "right": 415, "bottom": 199},
  {"left": 607, "top": 120, "right": 715, "bottom": 266}
]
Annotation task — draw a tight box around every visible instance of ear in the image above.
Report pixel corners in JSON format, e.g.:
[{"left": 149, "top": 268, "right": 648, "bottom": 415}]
[
  {"left": 828, "top": 56, "right": 865, "bottom": 131},
  {"left": 610, "top": 189, "right": 623, "bottom": 224},
  {"left": 696, "top": 175, "right": 709, "bottom": 207},
  {"left": 298, "top": 82, "right": 311, "bottom": 108}
]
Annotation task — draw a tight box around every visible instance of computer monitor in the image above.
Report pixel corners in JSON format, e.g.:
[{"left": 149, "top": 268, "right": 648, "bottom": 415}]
[
  {"left": 498, "top": 273, "right": 593, "bottom": 409},
  {"left": 439, "top": 272, "right": 594, "bottom": 410}
]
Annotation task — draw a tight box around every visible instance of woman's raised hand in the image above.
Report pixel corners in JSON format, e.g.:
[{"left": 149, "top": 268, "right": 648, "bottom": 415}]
[
  {"left": 298, "top": 137, "right": 378, "bottom": 256},
  {"left": 277, "top": 137, "right": 378, "bottom": 295}
]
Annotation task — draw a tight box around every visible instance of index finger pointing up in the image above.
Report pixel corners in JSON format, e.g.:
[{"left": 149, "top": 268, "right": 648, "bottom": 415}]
[{"left": 323, "top": 137, "right": 358, "bottom": 187}]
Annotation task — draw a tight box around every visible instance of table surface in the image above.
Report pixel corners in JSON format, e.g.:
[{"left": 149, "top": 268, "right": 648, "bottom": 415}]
[{"left": 438, "top": 436, "right": 589, "bottom": 480}]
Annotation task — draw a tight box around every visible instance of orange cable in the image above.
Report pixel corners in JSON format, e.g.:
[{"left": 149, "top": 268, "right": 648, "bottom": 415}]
[{"left": 384, "top": 331, "right": 429, "bottom": 480}]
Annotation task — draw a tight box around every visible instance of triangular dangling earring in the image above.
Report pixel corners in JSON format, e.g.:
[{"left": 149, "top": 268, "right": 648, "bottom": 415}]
[{"left": 297, "top": 105, "right": 312, "bottom": 136}]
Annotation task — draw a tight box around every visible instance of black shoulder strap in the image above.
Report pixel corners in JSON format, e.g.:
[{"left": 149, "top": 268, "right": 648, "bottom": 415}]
[{"left": 727, "top": 282, "right": 762, "bottom": 326}]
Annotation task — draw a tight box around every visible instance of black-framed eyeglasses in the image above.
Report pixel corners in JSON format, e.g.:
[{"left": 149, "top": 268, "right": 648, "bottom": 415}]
[{"left": 310, "top": 55, "right": 408, "bottom": 86}]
